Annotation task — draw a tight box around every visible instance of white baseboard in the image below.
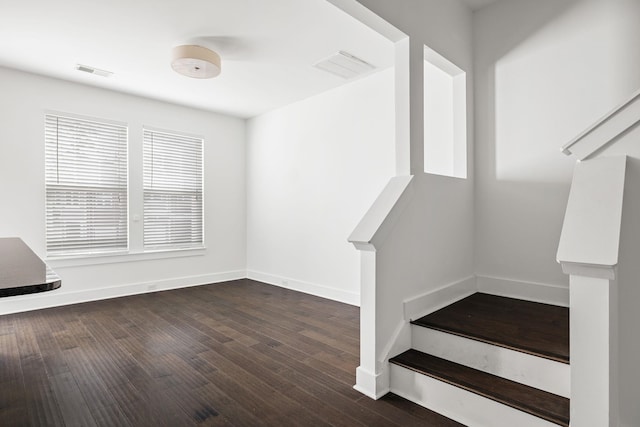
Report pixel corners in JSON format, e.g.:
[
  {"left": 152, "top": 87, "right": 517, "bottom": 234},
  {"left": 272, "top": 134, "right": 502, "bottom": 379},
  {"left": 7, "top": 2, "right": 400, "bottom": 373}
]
[
  {"left": 246, "top": 270, "right": 360, "bottom": 306},
  {"left": 1, "top": 269, "right": 359, "bottom": 316},
  {"left": 403, "top": 276, "right": 476, "bottom": 322},
  {"left": 476, "top": 275, "right": 569, "bottom": 307},
  {"left": 354, "top": 365, "right": 389, "bottom": 400},
  {"left": 402, "top": 276, "right": 568, "bottom": 319},
  {"left": 0, "top": 270, "right": 246, "bottom": 315}
]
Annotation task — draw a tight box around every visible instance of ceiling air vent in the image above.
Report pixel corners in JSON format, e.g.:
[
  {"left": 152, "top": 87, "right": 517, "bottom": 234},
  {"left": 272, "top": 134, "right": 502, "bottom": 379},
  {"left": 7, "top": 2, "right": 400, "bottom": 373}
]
[
  {"left": 76, "top": 64, "right": 113, "bottom": 78},
  {"left": 313, "top": 51, "right": 375, "bottom": 79}
]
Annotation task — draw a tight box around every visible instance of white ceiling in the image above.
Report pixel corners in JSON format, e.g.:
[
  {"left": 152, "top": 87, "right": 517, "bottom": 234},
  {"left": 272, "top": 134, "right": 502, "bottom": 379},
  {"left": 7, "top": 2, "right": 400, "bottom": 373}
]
[
  {"left": 461, "top": 0, "right": 501, "bottom": 11},
  {"left": 0, "top": 0, "right": 394, "bottom": 118}
]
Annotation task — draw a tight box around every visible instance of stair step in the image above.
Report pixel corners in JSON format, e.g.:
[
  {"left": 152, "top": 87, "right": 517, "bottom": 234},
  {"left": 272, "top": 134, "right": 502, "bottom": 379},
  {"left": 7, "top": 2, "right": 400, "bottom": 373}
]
[
  {"left": 411, "top": 293, "right": 569, "bottom": 363},
  {"left": 411, "top": 326, "right": 570, "bottom": 397},
  {"left": 390, "top": 349, "right": 570, "bottom": 427}
]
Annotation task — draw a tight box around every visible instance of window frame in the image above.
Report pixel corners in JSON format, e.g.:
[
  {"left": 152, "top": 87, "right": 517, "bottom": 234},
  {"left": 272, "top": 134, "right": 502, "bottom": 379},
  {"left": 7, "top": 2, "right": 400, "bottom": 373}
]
[
  {"left": 423, "top": 45, "right": 468, "bottom": 179},
  {"left": 44, "top": 113, "right": 207, "bottom": 266}
]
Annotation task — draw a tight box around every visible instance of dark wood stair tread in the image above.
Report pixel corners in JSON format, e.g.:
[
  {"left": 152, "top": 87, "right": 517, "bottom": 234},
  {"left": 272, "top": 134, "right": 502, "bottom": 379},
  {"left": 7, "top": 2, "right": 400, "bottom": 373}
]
[
  {"left": 390, "top": 349, "right": 569, "bottom": 427},
  {"left": 411, "top": 293, "right": 569, "bottom": 363}
]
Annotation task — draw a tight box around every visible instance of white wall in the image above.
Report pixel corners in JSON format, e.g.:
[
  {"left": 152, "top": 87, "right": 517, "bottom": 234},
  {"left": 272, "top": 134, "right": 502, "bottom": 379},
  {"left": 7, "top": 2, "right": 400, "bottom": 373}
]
[
  {"left": 246, "top": 69, "right": 396, "bottom": 305},
  {"left": 0, "top": 67, "right": 246, "bottom": 314},
  {"left": 474, "top": 0, "right": 640, "bottom": 287}
]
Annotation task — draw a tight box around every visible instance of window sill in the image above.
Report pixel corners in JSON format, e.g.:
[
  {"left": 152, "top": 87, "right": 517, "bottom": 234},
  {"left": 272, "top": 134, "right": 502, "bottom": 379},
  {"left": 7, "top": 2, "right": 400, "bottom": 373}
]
[{"left": 46, "top": 247, "right": 206, "bottom": 268}]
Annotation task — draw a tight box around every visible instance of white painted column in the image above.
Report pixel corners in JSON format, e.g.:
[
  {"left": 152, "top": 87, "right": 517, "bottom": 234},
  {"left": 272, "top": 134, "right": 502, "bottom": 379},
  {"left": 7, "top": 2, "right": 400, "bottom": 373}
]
[
  {"left": 409, "top": 38, "right": 425, "bottom": 175},
  {"left": 348, "top": 176, "right": 415, "bottom": 399},
  {"left": 323, "top": 0, "right": 410, "bottom": 176},
  {"left": 353, "top": 249, "right": 389, "bottom": 399},
  {"left": 394, "top": 37, "right": 411, "bottom": 176},
  {"left": 557, "top": 156, "right": 627, "bottom": 426},
  {"left": 569, "top": 274, "right": 619, "bottom": 427}
]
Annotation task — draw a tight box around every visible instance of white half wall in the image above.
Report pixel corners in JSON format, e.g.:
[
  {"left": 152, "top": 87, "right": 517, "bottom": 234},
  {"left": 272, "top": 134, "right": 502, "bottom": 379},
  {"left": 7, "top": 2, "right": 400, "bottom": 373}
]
[
  {"left": 473, "top": 0, "right": 640, "bottom": 287},
  {"left": 0, "top": 67, "right": 247, "bottom": 314},
  {"left": 341, "top": 0, "right": 474, "bottom": 399},
  {"left": 246, "top": 69, "right": 396, "bottom": 304},
  {"left": 376, "top": 173, "right": 475, "bottom": 362}
]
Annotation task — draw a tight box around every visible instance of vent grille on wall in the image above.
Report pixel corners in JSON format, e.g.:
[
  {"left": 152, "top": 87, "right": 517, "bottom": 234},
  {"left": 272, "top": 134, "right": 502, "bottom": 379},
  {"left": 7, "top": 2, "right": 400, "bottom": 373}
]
[
  {"left": 313, "top": 51, "right": 375, "bottom": 79},
  {"left": 76, "top": 64, "right": 113, "bottom": 77}
]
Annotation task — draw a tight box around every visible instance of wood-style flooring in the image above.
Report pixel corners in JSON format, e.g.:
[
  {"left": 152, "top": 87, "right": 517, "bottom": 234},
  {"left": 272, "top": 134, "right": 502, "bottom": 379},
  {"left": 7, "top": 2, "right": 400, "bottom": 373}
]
[{"left": 0, "top": 279, "right": 461, "bottom": 426}]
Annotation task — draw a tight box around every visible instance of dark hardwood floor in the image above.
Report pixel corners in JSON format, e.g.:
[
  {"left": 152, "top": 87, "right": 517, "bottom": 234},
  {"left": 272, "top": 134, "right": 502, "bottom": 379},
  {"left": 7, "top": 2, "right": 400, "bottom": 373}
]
[{"left": 0, "top": 279, "right": 461, "bottom": 426}]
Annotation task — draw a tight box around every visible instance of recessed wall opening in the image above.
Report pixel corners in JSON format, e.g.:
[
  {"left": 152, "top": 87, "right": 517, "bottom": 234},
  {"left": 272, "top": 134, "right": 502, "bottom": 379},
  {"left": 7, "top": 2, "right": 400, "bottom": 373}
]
[{"left": 423, "top": 45, "right": 467, "bottom": 178}]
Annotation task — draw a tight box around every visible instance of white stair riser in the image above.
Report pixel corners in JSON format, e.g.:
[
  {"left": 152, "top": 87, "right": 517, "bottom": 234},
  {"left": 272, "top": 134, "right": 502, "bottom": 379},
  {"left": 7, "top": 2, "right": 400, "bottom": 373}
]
[
  {"left": 390, "top": 364, "right": 560, "bottom": 427},
  {"left": 412, "top": 325, "right": 570, "bottom": 398}
]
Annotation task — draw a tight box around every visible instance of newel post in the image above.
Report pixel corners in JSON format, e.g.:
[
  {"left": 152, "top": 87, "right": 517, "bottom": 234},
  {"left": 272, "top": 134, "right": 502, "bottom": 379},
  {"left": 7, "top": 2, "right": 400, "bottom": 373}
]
[
  {"left": 348, "top": 176, "right": 414, "bottom": 399},
  {"left": 557, "top": 156, "right": 627, "bottom": 426},
  {"left": 560, "top": 265, "right": 619, "bottom": 427}
]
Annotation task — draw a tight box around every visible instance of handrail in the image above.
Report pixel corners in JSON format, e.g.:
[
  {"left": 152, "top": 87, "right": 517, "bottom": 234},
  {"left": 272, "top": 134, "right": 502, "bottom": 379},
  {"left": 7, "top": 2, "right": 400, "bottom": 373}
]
[
  {"left": 562, "top": 88, "right": 640, "bottom": 160},
  {"left": 348, "top": 175, "right": 414, "bottom": 251}
]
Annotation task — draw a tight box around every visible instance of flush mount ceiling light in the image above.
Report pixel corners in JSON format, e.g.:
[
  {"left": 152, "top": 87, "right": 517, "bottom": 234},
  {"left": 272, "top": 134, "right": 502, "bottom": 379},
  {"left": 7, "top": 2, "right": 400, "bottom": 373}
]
[{"left": 171, "top": 45, "right": 221, "bottom": 79}]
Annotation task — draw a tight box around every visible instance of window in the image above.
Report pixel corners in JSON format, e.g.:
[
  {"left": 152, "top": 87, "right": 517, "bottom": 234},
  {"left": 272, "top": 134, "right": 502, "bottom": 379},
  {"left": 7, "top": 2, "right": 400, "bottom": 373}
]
[
  {"left": 143, "top": 128, "right": 203, "bottom": 250},
  {"left": 424, "top": 46, "right": 467, "bottom": 178},
  {"left": 45, "top": 114, "right": 128, "bottom": 256}
]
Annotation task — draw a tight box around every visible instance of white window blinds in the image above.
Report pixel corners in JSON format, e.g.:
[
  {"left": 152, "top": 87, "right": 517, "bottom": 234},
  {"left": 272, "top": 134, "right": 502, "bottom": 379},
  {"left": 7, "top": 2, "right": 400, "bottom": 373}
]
[
  {"left": 143, "top": 129, "right": 203, "bottom": 249},
  {"left": 45, "top": 114, "right": 128, "bottom": 255}
]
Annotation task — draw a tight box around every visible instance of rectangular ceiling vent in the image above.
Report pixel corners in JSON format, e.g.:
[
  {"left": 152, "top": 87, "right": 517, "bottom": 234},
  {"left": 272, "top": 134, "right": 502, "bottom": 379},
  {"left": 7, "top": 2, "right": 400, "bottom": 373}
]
[
  {"left": 76, "top": 64, "right": 113, "bottom": 78},
  {"left": 314, "top": 51, "right": 375, "bottom": 79}
]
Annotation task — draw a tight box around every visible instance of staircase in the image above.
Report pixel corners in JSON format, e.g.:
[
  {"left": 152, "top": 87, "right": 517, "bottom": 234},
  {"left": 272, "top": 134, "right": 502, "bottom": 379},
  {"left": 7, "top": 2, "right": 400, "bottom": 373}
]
[{"left": 389, "top": 293, "right": 570, "bottom": 426}]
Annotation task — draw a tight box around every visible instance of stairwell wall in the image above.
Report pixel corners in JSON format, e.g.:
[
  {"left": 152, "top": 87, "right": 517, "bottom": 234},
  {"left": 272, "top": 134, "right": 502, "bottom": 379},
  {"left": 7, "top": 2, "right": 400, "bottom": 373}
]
[{"left": 473, "top": 0, "right": 640, "bottom": 290}]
